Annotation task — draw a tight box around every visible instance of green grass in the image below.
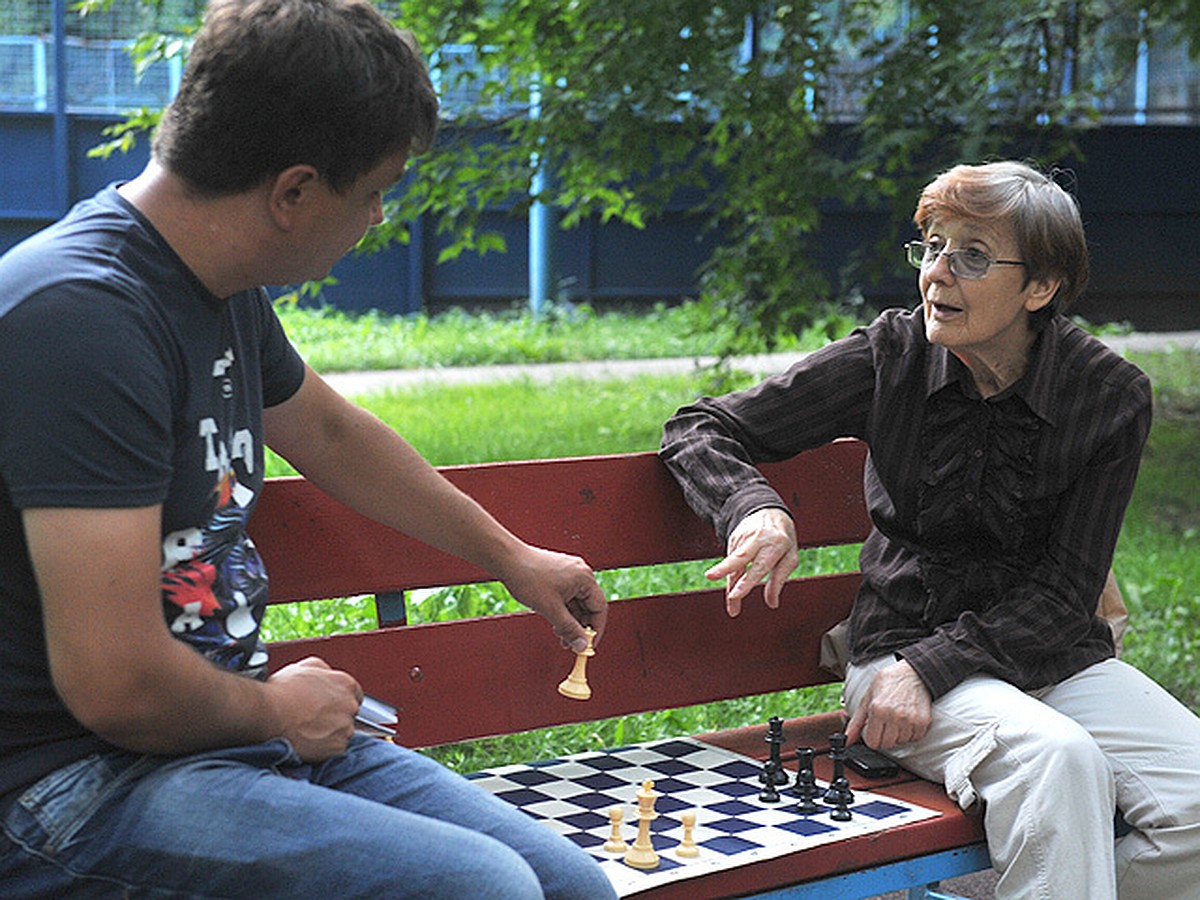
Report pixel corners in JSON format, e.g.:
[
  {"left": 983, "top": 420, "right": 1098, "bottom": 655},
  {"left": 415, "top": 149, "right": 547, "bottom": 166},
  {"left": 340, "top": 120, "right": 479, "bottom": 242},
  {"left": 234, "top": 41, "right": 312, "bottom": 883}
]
[
  {"left": 274, "top": 302, "right": 1131, "bottom": 374},
  {"left": 260, "top": 307, "right": 1200, "bottom": 770},
  {"left": 338, "top": 375, "right": 705, "bottom": 465},
  {"left": 275, "top": 299, "right": 850, "bottom": 372},
  {"left": 1114, "top": 349, "right": 1200, "bottom": 712},
  {"left": 276, "top": 302, "right": 719, "bottom": 371}
]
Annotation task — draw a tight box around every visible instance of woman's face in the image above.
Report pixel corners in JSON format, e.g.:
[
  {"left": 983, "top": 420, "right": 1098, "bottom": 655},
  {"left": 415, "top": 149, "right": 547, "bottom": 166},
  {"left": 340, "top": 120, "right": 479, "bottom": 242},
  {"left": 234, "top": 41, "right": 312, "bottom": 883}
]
[{"left": 918, "top": 217, "right": 1056, "bottom": 376}]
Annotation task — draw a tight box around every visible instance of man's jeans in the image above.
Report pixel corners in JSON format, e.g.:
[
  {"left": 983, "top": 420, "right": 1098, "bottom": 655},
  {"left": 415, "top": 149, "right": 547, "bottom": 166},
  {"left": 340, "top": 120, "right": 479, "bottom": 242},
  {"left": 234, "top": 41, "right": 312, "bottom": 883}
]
[{"left": 1, "top": 735, "right": 617, "bottom": 899}]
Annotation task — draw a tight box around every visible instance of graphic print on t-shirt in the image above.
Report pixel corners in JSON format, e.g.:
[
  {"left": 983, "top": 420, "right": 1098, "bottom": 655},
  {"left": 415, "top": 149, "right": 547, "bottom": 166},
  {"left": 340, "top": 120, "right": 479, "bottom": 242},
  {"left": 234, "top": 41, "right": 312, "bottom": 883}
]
[
  {"left": 160, "top": 346, "right": 270, "bottom": 677},
  {"left": 161, "top": 468, "right": 269, "bottom": 675}
]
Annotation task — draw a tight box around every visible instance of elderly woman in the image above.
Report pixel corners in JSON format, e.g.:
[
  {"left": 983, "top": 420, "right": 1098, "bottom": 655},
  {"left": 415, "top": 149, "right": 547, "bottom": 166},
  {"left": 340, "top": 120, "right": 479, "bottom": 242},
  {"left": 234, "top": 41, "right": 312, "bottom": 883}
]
[{"left": 660, "top": 160, "right": 1200, "bottom": 899}]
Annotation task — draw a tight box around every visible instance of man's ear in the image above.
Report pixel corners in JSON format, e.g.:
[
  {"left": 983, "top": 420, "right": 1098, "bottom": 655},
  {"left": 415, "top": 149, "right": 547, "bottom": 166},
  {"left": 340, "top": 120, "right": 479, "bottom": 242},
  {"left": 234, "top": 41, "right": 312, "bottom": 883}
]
[
  {"left": 267, "top": 165, "right": 320, "bottom": 231},
  {"left": 1024, "top": 276, "right": 1061, "bottom": 314}
]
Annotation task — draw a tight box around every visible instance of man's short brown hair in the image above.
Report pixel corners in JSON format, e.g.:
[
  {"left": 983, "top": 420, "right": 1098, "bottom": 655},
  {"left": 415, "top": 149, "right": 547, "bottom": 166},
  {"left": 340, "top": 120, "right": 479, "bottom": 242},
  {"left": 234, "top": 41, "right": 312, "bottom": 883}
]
[{"left": 154, "top": 0, "right": 438, "bottom": 195}]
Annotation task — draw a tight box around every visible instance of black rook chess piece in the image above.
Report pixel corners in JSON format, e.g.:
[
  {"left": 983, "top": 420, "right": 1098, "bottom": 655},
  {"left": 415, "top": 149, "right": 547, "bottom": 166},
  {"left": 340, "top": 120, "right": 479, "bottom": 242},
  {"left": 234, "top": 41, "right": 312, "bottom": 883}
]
[{"left": 824, "top": 732, "right": 854, "bottom": 821}]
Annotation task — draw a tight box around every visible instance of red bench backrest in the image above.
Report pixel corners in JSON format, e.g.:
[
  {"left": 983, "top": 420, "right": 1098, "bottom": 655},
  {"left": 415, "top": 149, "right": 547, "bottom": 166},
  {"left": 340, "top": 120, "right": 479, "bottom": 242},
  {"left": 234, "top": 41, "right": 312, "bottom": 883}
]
[{"left": 251, "top": 441, "right": 870, "bottom": 747}]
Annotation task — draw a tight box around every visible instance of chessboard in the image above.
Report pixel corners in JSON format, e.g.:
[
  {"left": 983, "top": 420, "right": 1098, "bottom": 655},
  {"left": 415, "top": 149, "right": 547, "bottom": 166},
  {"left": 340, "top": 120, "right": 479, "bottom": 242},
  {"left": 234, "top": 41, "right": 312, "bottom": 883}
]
[{"left": 467, "top": 736, "right": 941, "bottom": 897}]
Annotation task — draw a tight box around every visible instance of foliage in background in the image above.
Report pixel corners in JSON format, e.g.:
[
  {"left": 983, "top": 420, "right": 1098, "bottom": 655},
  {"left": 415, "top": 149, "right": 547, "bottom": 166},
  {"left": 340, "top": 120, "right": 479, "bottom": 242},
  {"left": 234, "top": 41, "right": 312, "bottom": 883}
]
[
  {"left": 1173, "top": 0, "right": 1200, "bottom": 50},
  {"left": 77, "top": 0, "right": 1192, "bottom": 356},
  {"left": 395, "top": 0, "right": 1174, "bottom": 352}
]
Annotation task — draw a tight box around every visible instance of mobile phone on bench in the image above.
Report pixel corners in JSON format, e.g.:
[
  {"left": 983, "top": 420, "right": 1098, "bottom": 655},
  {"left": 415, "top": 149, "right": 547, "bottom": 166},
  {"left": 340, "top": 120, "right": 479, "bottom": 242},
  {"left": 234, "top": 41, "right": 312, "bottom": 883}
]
[{"left": 844, "top": 742, "right": 899, "bottom": 778}]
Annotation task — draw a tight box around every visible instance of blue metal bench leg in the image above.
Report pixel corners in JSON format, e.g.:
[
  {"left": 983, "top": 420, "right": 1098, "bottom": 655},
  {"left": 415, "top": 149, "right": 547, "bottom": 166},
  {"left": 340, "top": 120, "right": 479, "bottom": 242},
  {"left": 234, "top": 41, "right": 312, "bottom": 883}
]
[{"left": 749, "top": 842, "right": 990, "bottom": 898}]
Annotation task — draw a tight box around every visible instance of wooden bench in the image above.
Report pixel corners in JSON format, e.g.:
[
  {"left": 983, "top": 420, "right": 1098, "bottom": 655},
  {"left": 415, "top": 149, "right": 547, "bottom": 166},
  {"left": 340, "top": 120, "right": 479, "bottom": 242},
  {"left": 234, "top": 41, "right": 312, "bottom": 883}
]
[{"left": 250, "top": 439, "right": 989, "bottom": 899}]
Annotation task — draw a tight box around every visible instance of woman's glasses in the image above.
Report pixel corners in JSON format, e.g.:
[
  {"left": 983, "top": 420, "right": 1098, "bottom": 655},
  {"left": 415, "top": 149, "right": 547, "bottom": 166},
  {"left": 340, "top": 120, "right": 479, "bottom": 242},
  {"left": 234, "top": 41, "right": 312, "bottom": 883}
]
[{"left": 904, "top": 241, "right": 1026, "bottom": 280}]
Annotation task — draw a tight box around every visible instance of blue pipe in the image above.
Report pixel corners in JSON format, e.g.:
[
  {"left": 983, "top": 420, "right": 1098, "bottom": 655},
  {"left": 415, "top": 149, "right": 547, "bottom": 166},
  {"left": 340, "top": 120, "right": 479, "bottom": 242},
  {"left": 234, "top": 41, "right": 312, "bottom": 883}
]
[
  {"left": 52, "top": 0, "right": 70, "bottom": 213},
  {"left": 528, "top": 80, "right": 555, "bottom": 316}
]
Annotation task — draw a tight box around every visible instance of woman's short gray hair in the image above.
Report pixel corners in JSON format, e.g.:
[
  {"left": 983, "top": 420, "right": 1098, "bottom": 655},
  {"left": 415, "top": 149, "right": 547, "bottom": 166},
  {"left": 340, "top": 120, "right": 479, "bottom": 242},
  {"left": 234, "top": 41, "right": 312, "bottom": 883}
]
[{"left": 915, "top": 161, "right": 1089, "bottom": 323}]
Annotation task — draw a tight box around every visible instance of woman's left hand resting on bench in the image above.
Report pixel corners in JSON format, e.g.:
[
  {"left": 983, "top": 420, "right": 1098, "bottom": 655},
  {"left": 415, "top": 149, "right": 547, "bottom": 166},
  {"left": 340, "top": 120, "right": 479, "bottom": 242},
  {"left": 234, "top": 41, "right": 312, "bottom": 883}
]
[{"left": 844, "top": 659, "right": 933, "bottom": 750}]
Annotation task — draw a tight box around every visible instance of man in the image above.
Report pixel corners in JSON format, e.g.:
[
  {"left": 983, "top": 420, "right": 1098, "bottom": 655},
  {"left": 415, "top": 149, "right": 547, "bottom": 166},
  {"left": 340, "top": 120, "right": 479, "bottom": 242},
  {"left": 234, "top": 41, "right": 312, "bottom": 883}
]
[
  {"left": 0, "top": 1, "right": 614, "bottom": 897},
  {"left": 660, "top": 161, "right": 1200, "bottom": 898}
]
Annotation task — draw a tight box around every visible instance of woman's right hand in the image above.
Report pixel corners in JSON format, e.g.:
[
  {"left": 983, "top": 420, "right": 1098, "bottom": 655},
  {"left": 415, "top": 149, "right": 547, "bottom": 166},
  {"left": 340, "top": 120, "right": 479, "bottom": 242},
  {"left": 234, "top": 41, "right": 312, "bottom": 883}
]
[{"left": 705, "top": 508, "right": 799, "bottom": 616}]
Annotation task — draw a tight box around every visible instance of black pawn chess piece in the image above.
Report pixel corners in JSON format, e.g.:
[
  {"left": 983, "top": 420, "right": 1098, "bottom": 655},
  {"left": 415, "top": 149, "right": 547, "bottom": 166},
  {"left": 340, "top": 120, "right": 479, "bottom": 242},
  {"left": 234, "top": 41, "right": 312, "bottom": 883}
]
[
  {"left": 760, "top": 716, "right": 789, "bottom": 785},
  {"left": 791, "top": 746, "right": 821, "bottom": 814},
  {"left": 759, "top": 759, "right": 782, "bottom": 802},
  {"left": 830, "top": 792, "right": 852, "bottom": 821},
  {"left": 824, "top": 732, "right": 854, "bottom": 821}
]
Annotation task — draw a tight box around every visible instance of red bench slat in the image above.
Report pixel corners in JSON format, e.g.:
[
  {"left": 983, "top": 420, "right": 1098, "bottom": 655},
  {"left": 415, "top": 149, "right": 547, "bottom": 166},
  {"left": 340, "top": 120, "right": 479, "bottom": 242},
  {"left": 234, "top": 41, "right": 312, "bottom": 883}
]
[
  {"left": 267, "top": 574, "right": 860, "bottom": 748},
  {"left": 250, "top": 441, "right": 871, "bottom": 604}
]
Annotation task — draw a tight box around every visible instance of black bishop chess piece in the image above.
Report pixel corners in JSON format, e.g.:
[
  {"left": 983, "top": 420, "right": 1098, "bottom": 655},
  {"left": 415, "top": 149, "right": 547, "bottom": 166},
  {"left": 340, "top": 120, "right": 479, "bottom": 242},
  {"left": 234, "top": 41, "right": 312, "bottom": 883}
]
[
  {"left": 760, "top": 716, "right": 790, "bottom": 786},
  {"left": 791, "top": 746, "right": 821, "bottom": 814},
  {"left": 823, "top": 732, "right": 854, "bottom": 821}
]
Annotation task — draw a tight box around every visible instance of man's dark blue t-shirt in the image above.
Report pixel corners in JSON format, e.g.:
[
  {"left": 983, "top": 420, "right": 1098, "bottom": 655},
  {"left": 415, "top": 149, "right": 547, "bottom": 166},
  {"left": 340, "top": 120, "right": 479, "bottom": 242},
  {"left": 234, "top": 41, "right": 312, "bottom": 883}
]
[{"left": 0, "top": 185, "right": 306, "bottom": 807}]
